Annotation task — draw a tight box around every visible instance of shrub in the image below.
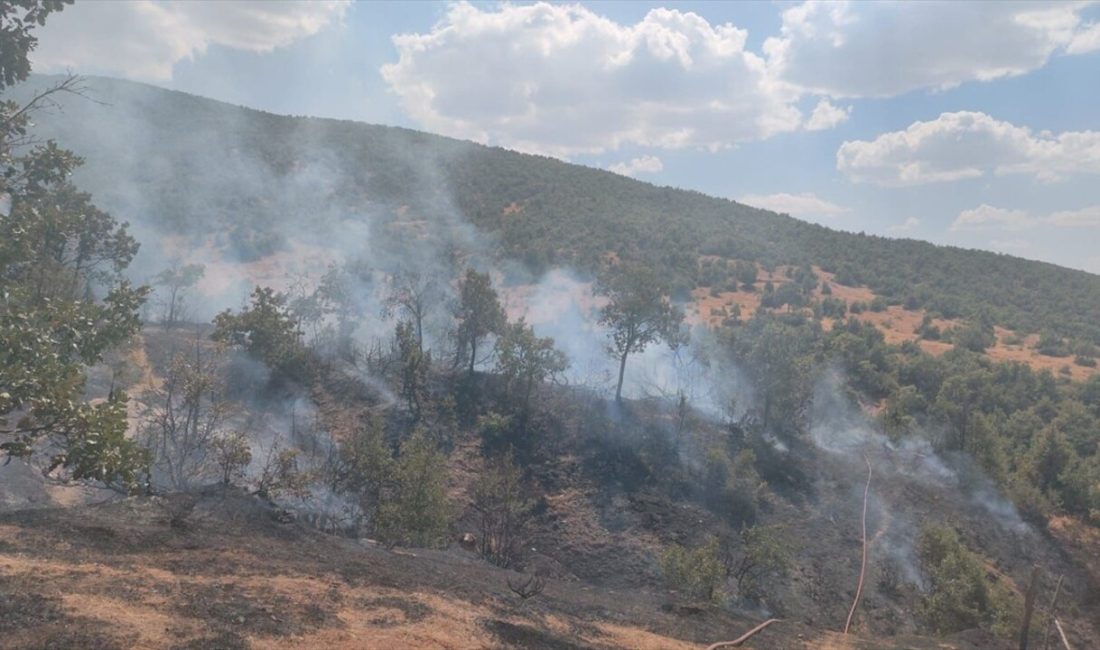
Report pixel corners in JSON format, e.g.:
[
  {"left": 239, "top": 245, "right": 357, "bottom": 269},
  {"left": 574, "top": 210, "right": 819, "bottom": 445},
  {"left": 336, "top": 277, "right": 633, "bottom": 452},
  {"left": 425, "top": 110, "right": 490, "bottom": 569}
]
[
  {"left": 377, "top": 432, "right": 451, "bottom": 548},
  {"left": 916, "top": 525, "right": 1018, "bottom": 637},
  {"left": 661, "top": 536, "right": 726, "bottom": 602},
  {"left": 722, "top": 524, "right": 794, "bottom": 601},
  {"left": 210, "top": 431, "right": 252, "bottom": 487},
  {"left": 1036, "top": 331, "right": 1070, "bottom": 357}
]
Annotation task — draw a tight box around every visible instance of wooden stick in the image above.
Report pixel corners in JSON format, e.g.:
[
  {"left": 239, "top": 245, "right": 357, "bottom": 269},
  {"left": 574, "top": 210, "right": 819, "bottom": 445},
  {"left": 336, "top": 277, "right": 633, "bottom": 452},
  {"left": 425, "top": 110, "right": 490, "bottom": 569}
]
[
  {"left": 1042, "top": 575, "right": 1064, "bottom": 650},
  {"left": 1019, "top": 565, "right": 1041, "bottom": 650},
  {"left": 844, "top": 455, "right": 872, "bottom": 634},
  {"left": 1053, "top": 619, "right": 1072, "bottom": 650},
  {"left": 705, "top": 619, "right": 781, "bottom": 649}
]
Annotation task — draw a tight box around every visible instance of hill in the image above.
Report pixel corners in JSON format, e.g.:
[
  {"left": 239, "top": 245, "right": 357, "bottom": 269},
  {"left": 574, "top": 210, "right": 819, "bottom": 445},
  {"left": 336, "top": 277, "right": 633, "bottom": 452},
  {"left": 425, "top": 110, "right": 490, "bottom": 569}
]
[
  {"left": 13, "top": 74, "right": 1100, "bottom": 353},
  {"left": 5, "top": 72, "right": 1100, "bottom": 650}
]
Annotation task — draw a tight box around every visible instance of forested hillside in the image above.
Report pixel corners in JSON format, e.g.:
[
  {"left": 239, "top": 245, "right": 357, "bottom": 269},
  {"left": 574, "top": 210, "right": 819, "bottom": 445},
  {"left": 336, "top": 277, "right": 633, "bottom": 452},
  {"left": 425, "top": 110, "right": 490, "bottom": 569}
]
[
  {"left": 5, "top": 54, "right": 1100, "bottom": 650},
  {"left": 17, "top": 75, "right": 1100, "bottom": 344}
]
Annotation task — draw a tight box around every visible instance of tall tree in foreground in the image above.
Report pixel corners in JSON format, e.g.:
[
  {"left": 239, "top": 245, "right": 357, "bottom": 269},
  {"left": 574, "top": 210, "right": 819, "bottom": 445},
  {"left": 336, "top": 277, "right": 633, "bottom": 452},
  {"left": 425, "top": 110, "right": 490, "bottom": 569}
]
[
  {"left": 453, "top": 268, "right": 505, "bottom": 378},
  {"left": 0, "top": 0, "right": 150, "bottom": 491},
  {"left": 597, "top": 264, "right": 684, "bottom": 402}
]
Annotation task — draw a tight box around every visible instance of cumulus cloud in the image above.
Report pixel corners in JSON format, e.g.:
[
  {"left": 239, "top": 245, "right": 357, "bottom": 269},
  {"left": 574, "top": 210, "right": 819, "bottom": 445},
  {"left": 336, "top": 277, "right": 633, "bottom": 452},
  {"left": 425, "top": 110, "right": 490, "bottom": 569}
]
[
  {"left": 765, "top": 1, "right": 1097, "bottom": 98},
  {"left": 805, "top": 99, "right": 850, "bottom": 131},
  {"left": 737, "top": 192, "right": 848, "bottom": 218},
  {"left": 381, "top": 2, "right": 811, "bottom": 157},
  {"left": 1068, "top": 21, "right": 1100, "bottom": 53},
  {"left": 952, "top": 203, "right": 1100, "bottom": 231},
  {"left": 952, "top": 204, "right": 1033, "bottom": 231},
  {"left": 608, "top": 155, "right": 664, "bottom": 177},
  {"left": 32, "top": 1, "right": 349, "bottom": 81},
  {"left": 1047, "top": 205, "right": 1100, "bottom": 227},
  {"left": 837, "top": 111, "right": 1100, "bottom": 186}
]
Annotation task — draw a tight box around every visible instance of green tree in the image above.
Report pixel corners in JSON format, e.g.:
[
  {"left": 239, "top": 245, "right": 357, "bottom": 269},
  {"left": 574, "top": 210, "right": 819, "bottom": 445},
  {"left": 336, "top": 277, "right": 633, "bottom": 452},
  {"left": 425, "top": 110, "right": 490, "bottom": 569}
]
[
  {"left": 340, "top": 411, "right": 395, "bottom": 523},
  {"left": 736, "top": 318, "right": 816, "bottom": 438},
  {"left": 212, "top": 286, "right": 307, "bottom": 380},
  {"left": 734, "top": 260, "right": 757, "bottom": 291},
  {"left": 722, "top": 524, "right": 793, "bottom": 600},
  {"left": 453, "top": 268, "right": 505, "bottom": 378},
  {"left": 494, "top": 318, "right": 567, "bottom": 424},
  {"left": 395, "top": 319, "right": 430, "bottom": 424},
  {"left": 210, "top": 430, "right": 252, "bottom": 487},
  {"left": 661, "top": 536, "right": 726, "bottom": 602},
  {"left": 916, "top": 525, "right": 1017, "bottom": 637},
  {"left": 378, "top": 431, "right": 451, "bottom": 547},
  {"left": 597, "top": 264, "right": 684, "bottom": 402},
  {"left": 0, "top": 1, "right": 149, "bottom": 491}
]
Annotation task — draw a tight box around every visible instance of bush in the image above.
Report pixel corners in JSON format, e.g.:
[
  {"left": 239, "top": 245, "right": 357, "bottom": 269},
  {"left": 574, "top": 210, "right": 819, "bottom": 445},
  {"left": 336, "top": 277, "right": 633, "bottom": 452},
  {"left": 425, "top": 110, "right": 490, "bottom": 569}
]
[
  {"left": 1036, "top": 331, "right": 1070, "bottom": 357},
  {"left": 916, "top": 525, "right": 1018, "bottom": 637},
  {"left": 377, "top": 432, "right": 451, "bottom": 548},
  {"left": 661, "top": 536, "right": 726, "bottom": 602},
  {"left": 701, "top": 447, "right": 759, "bottom": 528},
  {"left": 722, "top": 524, "right": 794, "bottom": 601}
]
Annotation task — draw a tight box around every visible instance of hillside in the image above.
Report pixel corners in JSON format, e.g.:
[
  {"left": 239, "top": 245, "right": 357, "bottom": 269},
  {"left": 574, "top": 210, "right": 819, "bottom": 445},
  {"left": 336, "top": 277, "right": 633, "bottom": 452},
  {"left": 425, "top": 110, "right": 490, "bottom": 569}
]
[
  {"left": 6, "top": 69, "right": 1100, "bottom": 650},
  {"left": 14, "top": 75, "right": 1100, "bottom": 354},
  {"left": 0, "top": 490, "right": 1017, "bottom": 650}
]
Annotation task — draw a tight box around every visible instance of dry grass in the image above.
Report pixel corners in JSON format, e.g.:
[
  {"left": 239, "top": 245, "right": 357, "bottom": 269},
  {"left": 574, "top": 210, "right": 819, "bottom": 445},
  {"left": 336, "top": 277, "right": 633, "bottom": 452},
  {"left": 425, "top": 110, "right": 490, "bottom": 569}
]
[{"left": 687, "top": 258, "right": 1098, "bottom": 380}]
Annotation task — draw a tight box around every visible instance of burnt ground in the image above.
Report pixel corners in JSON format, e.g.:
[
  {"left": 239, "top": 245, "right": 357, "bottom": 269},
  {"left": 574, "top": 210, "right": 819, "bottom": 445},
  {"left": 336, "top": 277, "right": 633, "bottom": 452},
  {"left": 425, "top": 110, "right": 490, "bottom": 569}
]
[{"left": 0, "top": 489, "right": 1020, "bottom": 650}]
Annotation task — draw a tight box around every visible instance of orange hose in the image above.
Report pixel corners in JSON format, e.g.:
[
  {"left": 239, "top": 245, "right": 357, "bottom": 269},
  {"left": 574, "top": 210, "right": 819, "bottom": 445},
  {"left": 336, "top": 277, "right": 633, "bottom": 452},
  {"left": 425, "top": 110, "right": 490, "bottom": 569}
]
[
  {"left": 844, "top": 455, "right": 872, "bottom": 635},
  {"left": 705, "top": 618, "right": 781, "bottom": 649}
]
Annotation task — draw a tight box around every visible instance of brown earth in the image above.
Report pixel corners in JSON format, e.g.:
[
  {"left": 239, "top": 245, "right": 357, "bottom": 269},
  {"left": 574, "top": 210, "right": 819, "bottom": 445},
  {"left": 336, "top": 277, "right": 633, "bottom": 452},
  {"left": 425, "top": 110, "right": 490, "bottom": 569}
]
[
  {"left": 0, "top": 492, "right": 1016, "bottom": 650},
  {"left": 687, "top": 259, "right": 1098, "bottom": 380}
]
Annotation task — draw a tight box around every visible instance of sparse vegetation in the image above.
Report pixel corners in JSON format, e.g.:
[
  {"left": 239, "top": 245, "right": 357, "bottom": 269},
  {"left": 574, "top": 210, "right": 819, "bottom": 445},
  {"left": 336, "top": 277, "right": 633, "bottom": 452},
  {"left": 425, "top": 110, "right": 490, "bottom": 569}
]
[{"left": 470, "top": 454, "right": 529, "bottom": 568}]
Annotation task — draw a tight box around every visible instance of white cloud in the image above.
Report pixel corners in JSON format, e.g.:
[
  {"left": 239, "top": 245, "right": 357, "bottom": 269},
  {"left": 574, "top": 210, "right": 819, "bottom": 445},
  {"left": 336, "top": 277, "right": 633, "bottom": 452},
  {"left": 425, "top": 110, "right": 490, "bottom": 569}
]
[
  {"left": 381, "top": 2, "right": 813, "bottom": 157},
  {"left": 608, "top": 155, "right": 664, "bottom": 177},
  {"left": 837, "top": 111, "right": 1100, "bottom": 186},
  {"left": 765, "top": 1, "right": 1097, "bottom": 98},
  {"left": 1047, "top": 205, "right": 1100, "bottom": 227},
  {"left": 805, "top": 99, "right": 850, "bottom": 131},
  {"left": 952, "top": 203, "right": 1100, "bottom": 231},
  {"left": 1068, "top": 21, "right": 1100, "bottom": 53},
  {"left": 952, "top": 204, "right": 1033, "bottom": 231},
  {"left": 889, "top": 216, "right": 921, "bottom": 233},
  {"left": 32, "top": 1, "right": 349, "bottom": 81},
  {"left": 737, "top": 192, "right": 848, "bottom": 218}
]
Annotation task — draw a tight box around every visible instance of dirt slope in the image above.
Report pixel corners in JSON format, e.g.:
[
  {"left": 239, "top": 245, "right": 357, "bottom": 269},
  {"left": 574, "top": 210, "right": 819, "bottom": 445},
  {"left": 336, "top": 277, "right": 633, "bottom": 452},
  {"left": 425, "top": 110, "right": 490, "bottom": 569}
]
[{"left": 0, "top": 491, "right": 1009, "bottom": 650}]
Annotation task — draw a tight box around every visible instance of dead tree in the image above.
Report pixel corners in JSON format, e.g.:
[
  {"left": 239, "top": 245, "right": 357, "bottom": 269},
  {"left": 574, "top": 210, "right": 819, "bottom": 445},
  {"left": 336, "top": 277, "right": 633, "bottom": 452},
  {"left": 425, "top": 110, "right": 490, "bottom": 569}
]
[{"left": 507, "top": 574, "right": 546, "bottom": 600}]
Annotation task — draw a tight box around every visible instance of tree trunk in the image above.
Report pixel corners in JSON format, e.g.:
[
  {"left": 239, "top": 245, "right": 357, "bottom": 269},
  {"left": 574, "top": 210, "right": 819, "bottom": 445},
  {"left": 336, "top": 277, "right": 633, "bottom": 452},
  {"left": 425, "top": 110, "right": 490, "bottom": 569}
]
[
  {"left": 615, "top": 350, "right": 629, "bottom": 402},
  {"left": 1019, "top": 566, "right": 1041, "bottom": 650},
  {"left": 469, "top": 337, "right": 477, "bottom": 377}
]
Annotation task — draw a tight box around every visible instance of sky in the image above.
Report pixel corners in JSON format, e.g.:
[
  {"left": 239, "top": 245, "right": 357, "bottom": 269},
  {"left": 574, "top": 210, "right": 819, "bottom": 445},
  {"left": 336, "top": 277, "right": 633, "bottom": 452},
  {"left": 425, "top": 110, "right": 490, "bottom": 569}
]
[{"left": 29, "top": 0, "right": 1100, "bottom": 274}]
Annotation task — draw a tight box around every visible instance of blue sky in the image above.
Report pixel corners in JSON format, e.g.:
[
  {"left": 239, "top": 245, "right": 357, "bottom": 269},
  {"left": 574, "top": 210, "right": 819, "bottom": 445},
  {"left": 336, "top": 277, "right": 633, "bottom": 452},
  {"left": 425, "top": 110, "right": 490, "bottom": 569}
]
[{"left": 30, "top": 1, "right": 1100, "bottom": 273}]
